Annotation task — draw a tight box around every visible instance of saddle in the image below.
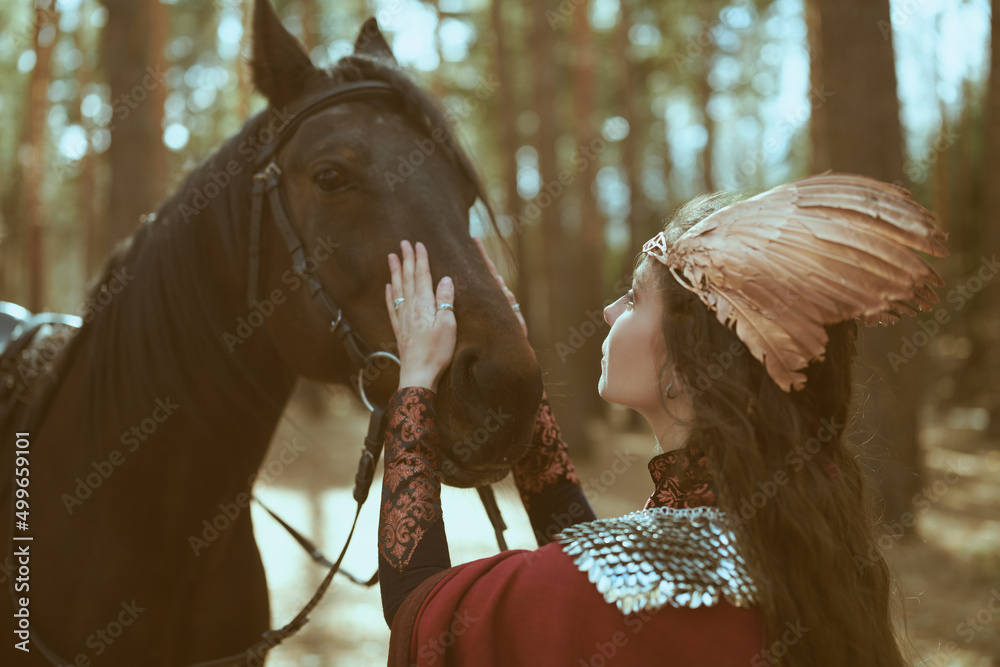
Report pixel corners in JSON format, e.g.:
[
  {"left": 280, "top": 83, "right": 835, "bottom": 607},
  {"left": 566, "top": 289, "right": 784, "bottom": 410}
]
[
  {"left": 0, "top": 301, "right": 81, "bottom": 358},
  {"left": 0, "top": 302, "right": 81, "bottom": 423}
]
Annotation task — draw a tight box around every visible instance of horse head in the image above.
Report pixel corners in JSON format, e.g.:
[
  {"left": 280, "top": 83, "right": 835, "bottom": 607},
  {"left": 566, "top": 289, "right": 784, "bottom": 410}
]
[{"left": 245, "top": 0, "right": 542, "bottom": 487}]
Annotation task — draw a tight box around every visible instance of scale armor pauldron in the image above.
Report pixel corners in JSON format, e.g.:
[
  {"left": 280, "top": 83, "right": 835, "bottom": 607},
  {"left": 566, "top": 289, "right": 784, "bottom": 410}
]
[{"left": 555, "top": 505, "right": 759, "bottom": 615}]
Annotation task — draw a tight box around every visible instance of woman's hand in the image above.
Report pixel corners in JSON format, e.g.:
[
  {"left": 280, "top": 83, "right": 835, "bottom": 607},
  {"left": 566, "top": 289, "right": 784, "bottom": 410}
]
[
  {"left": 473, "top": 237, "right": 527, "bottom": 338},
  {"left": 385, "top": 240, "right": 456, "bottom": 392}
]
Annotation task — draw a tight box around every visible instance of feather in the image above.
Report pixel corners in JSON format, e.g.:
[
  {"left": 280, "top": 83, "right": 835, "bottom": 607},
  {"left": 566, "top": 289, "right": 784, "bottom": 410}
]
[{"left": 658, "top": 173, "right": 949, "bottom": 392}]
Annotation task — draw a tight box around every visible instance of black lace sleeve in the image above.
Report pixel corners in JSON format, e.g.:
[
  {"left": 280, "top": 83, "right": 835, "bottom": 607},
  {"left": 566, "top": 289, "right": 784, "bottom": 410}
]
[
  {"left": 511, "top": 393, "right": 597, "bottom": 545},
  {"left": 378, "top": 387, "right": 451, "bottom": 626}
]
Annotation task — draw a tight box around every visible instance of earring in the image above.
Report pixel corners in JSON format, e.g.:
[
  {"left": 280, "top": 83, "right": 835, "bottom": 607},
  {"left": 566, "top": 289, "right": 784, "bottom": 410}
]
[{"left": 664, "top": 372, "right": 680, "bottom": 400}]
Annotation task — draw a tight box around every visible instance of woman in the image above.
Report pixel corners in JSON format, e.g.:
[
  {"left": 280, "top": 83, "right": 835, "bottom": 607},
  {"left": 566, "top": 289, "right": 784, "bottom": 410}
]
[{"left": 377, "top": 173, "right": 948, "bottom": 666}]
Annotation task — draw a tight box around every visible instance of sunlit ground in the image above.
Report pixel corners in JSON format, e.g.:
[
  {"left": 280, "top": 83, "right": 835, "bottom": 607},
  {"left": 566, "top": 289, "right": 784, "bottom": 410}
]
[{"left": 248, "top": 385, "right": 1000, "bottom": 666}]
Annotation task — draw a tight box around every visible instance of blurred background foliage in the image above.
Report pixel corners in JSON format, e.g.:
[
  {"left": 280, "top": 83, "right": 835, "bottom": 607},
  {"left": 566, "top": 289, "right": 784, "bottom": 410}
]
[
  {"left": 0, "top": 0, "right": 998, "bottom": 561},
  {"left": 2, "top": 0, "right": 1000, "bottom": 663}
]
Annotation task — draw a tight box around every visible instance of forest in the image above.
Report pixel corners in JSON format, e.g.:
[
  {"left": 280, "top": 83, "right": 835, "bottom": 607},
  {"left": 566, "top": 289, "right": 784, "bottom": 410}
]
[{"left": 0, "top": 0, "right": 998, "bottom": 663}]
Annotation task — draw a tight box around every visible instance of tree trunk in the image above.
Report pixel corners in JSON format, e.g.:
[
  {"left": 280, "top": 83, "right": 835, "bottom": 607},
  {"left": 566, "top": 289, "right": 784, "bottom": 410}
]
[
  {"left": 932, "top": 104, "right": 949, "bottom": 240},
  {"left": 808, "top": 0, "right": 923, "bottom": 534},
  {"left": 0, "top": 161, "right": 17, "bottom": 299},
  {"left": 805, "top": 0, "right": 829, "bottom": 177},
  {"left": 299, "top": 0, "right": 319, "bottom": 54},
  {"left": 98, "top": 0, "right": 167, "bottom": 254},
  {"left": 615, "top": 0, "right": 641, "bottom": 281},
  {"left": 696, "top": 3, "right": 716, "bottom": 193},
  {"left": 985, "top": 0, "right": 1000, "bottom": 438},
  {"left": 237, "top": 0, "right": 255, "bottom": 121},
  {"left": 529, "top": 0, "right": 585, "bottom": 448},
  {"left": 76, "top": 6, "right": 102, "bottom": 282},
  {"left": 530, "top": 0, "right": 561, "bottom": 349},
  {"left": 949, "top": 81, "right": 976, "bottom": 395},
  {"left": 149, "top": 0, "right": 168, "bottom": 204},
  {"left": 489, "top": 0, "right": 529, "bottom": 317},
  {"left": 572, "top": 0, "right": 603, "bottom": 440},
  {"left": 23, "top": 2, "right": 60, "bottom": 310},
  {"left": 428, "top": 0, "right": 446, "bottom": 98}
]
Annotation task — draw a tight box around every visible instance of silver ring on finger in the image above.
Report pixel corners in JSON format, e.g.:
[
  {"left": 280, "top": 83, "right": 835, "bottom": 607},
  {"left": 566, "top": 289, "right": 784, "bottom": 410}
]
[
  {"left": 436, "top": 303, "right": 454, "bottom": 311},
  {"left": 393, "top": 297, "right": 406, "bottom": 310}
]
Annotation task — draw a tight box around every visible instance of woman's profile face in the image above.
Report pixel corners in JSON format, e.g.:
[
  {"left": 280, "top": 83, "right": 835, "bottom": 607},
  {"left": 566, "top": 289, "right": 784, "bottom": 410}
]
[{"left": 599, "top": 260, "right": 668, "bottom": 414}]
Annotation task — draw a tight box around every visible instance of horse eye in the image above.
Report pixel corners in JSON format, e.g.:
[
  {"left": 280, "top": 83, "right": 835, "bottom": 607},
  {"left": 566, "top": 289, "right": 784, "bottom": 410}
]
[{"left": 313, "top": 169, "right": 349, "bottom": 194}]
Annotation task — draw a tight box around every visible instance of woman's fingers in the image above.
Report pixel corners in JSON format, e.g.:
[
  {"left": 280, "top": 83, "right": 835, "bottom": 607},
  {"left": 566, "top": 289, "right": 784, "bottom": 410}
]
[
  {"left": 500, "top": 281, "right": 518, "bottom": 307},
  {"left": 391, "top": 238, "right": 523, "bottom": 343},
  {"left": 474, "top": 237, "right": 520, "bottom": 307},
  {"left": 435, "top": 276, "right": 455, "bottom": 317},
  {"left": 474, "top": 243, "right": 526, "bottom": 336},
  {"left": 388, "top": 252, "right": 403, "bottom": 299},
  {"left": 400, "top": 240, "right": 415, "bottom": 306},
  {"left": 385, "top": 241, "right": 457, "bottom": 392},
  {"left": 473, "top": 237, "right": 504, "bottom": 289},
  {"left": 384, "top": 282, "right": 400, "bottom": 338},
  {"left": 414, "top": 242, "right": 434, "bottom": 310},
  {"left": 387, "top": 252, "right": 403, "bottom": 335}
]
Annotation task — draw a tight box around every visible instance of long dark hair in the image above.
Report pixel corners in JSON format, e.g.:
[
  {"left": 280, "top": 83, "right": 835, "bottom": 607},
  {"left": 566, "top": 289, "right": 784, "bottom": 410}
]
[{"left": 644, "top": 191, "right": 910, "bottom": 666}]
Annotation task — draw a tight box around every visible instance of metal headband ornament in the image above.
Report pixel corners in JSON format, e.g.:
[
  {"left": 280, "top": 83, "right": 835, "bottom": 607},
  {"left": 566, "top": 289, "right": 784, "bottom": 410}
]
[{"left": 642, "top": 173, "right": 949, "bottom": 392}]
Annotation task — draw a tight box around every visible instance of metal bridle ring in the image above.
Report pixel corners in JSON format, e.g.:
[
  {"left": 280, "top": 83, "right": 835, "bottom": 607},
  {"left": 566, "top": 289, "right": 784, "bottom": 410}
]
[{"left": 357, "top": 350, "right": 402, "bottom": 412}]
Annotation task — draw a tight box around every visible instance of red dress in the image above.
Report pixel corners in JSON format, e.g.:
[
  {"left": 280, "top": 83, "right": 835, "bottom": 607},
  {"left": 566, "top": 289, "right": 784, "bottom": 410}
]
[{"left": 379, "top": 388, "right": 765, "bottom": 666}]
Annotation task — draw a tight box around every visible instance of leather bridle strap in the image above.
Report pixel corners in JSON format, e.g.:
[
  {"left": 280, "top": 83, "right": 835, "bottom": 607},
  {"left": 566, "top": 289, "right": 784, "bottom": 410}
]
[
  {"left": 253, "top": 81, "right": 400, "bottom": 170},
  {"left": 252, "top": 162, "right": 374, "bottom": 371},
  {"left": 245, "top": 79, "right": 400, "bottom": 317}
]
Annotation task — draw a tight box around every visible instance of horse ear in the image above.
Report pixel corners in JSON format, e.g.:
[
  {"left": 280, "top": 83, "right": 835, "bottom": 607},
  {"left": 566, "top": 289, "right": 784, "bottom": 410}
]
[
  {"left": 353, "top": 18, "right": 397, "bottom": 63},
  {"left": 250, "top": 0, "right": 317, "bottom": 107}
]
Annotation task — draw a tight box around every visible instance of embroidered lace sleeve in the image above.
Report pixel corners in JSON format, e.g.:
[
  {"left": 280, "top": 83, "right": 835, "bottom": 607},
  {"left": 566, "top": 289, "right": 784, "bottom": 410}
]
[
  {"left": 512, "top": 392, "right": 596, "bottom": 545},
  {"left": 378, "top": 387, "right": 452, "bottom": 626}
]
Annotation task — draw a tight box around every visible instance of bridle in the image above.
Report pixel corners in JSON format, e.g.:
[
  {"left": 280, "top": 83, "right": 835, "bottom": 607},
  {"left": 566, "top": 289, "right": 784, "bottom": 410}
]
[
  {"left": 11, "top": 79, "right": 511, "bottom": 666},
  {"left": 246, "top": 80, "right": 401, "bottom": 381}
]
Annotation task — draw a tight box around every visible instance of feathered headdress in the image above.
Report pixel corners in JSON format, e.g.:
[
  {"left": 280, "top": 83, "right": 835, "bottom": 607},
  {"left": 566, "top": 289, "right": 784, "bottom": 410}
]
[{"left": 642, "top": 173, "right": 949, "bottom": 392}]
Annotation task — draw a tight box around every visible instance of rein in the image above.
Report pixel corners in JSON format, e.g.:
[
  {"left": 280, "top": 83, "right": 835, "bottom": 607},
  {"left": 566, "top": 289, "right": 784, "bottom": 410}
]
[{"left": 6, "top": 79, "right": 510, "bottom": 666}]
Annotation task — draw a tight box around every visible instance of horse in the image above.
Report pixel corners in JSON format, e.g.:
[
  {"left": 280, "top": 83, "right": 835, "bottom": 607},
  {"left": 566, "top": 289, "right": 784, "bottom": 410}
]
[{"left": 0, "top": 1, "right": 541, "bottom": 664}]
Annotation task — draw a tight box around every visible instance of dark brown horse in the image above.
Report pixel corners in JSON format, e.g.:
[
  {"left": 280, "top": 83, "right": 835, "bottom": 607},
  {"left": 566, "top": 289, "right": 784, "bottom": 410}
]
[{"left": 0, "top": 2, "right": 540, "bottom": 664}]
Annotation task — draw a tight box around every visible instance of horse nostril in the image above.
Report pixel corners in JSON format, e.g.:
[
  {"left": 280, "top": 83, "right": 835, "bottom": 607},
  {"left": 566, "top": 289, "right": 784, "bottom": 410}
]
[{"left": 454, "top": 345, "right": 482, "bottom": 387}]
